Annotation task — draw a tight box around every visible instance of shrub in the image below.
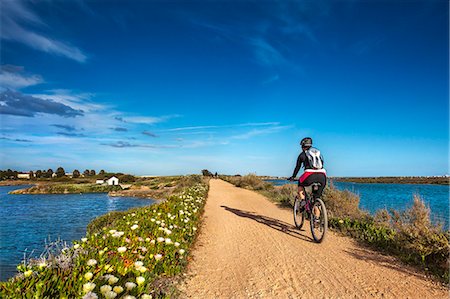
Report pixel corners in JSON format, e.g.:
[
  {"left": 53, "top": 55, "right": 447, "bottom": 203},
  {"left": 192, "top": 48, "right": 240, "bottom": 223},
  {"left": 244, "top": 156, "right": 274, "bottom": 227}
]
[{"left": 322, "top": 182, "right": 367, "bottom": 219}]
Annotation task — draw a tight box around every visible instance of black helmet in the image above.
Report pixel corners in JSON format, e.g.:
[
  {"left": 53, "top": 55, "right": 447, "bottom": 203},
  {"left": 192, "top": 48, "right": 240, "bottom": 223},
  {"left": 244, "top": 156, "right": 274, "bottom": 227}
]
[{"left": 300, "top": 137, "right": 312, "bottom": 147}]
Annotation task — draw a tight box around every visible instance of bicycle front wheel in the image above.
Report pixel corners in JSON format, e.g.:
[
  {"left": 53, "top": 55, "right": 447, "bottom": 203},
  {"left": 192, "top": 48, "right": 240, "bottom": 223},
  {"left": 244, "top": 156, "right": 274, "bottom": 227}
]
[
  {"left": 310, "top": 198, "right": 328, "bottom": 243},
  {"left": 293, "top": 196, "right": 305, "bottom": 229}
]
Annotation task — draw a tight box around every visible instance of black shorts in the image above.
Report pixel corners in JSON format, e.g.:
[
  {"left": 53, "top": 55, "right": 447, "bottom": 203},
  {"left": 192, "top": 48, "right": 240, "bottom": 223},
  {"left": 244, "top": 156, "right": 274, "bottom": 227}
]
[{"left": 298, "top": 173, "right": 326, "bottom": 196}]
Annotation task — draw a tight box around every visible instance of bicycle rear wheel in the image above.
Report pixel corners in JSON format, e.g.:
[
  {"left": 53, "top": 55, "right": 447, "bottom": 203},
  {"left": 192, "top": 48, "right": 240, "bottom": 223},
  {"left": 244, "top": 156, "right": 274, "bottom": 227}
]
[
  {"left": 293, "top": 196, "right": 305, "bottom": 229},
  {"left": 310, "top": 198, "right": 328, "bottom": 243}
]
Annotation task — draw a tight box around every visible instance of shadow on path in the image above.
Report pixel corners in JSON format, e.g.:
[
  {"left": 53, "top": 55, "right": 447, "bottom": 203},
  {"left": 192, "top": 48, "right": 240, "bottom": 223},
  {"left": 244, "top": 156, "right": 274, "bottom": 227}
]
[
  {"left": 221, "top": 205, "right": 314, "bottom": 243},
  {"left": 344, "top": 247, "right": 429, "bottom": 281}
]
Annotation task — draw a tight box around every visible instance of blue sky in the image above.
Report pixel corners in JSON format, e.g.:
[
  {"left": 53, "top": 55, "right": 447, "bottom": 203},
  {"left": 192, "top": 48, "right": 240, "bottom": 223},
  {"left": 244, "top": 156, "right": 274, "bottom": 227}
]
[{"left": 0, "top": 0, "right": 448, "bottom": 177}]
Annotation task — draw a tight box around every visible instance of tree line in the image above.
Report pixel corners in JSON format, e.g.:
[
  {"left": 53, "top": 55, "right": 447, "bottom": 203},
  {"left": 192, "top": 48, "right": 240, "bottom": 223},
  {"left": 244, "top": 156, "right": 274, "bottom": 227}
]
[{"left": 0, "top": 168, "right": 108, "bottom": 180}]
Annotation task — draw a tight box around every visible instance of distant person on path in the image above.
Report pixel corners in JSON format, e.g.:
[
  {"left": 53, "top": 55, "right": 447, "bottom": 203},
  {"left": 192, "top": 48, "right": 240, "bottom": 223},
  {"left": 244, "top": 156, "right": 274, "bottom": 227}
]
[
  {"left": 214, "top": 172, "right": 218, "bottom": 179},
  {"left": 288, "top": 137, "right": 327, "bottom": 202}
]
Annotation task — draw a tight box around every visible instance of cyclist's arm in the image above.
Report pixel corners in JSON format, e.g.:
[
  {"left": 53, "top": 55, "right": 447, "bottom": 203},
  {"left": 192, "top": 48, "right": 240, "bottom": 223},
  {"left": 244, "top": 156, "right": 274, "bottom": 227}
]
[{"left": 292, "top": 154, "right": 303, "bottom": 178}]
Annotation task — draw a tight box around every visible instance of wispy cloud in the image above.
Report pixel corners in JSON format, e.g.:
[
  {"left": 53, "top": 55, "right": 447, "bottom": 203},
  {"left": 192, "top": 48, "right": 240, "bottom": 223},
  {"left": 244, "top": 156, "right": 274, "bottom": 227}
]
[
  {"left": 0, "top": 65, "right": 43, "bottom": 90},
  {"left": 122, "top": 115, "right": 180, "bottom": 125},
  {"left": 231, "top": 125, "right": 293, "bottom": 140},
  {"left": 51, "top": 124, "right": 76, "bottom": 132},
  {"left": 249, "top": 38, "right": 287, "bottom": 67},
  {"left": 111, "top": 127, "right": 128, "bottom": 132},
  {"left": 0, "top": 136, "right": 32, "bottom": 143},
  {"left": 31, "top": 89, "right": 103, "bottom": 113},
  {"left": 142, "top": 131, "right": 158, "bottom": 137},
  {"left": 163, "top": 122, "right": 281, "bottom": 132},
  {"left": 0, "top": 90, "right": 83, "bottom": 118},
  {"left": 101, "top": 141, "right": 177, "bottom": 149},
  {"left": 1, "top": 0, "right": 87, "bottom": 62},
  {"left": 57, "top": 132, "right": 86, "bottom": 138},
  {"left": 190, "top": 2, "right": 323, "bottom": 70}
]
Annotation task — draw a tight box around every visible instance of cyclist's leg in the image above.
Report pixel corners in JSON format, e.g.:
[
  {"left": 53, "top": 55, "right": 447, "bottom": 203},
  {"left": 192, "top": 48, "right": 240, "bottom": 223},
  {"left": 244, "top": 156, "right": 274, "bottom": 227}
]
[
  {"left": 302, "top": 173, "right": 325, "bottom": 218},
  {"left": 297, "top": 185, "right": 305, "bottom": 200},
  {"left": 298, "top": 172, "right": 310, "bottom": 200}
]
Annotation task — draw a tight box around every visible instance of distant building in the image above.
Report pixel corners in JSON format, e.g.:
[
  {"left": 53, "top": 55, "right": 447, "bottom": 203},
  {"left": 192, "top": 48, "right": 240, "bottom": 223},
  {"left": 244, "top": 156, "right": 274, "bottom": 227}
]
[
  {"left": 52, "top": 173, "right": 57, "bottom": 178},
  {"left": 107, "top": 176, "right": 119, "bottom": 186},
  {"left": 18, "top": 173, "right": 30, "bottom": 179},
  {"left": 96, "top": 179, "right": 105, "bottom": 184},
  {"left": 65, "top": 173, "right": 73, "bottom": 178}
]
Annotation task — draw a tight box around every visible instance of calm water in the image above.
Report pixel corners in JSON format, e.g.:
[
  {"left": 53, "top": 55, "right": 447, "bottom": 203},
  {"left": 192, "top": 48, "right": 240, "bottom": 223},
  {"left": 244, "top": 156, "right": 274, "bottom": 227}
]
[
  {"left": 0, "top": 185, "right": 155, "bottom": 281},
  {"left": 266, "top": 179, "right": 449, "bottom": 228}
]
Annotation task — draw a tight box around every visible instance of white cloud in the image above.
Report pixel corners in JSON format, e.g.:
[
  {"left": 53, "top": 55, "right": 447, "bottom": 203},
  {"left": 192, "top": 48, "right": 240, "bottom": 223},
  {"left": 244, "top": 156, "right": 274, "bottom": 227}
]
[
  {"left": 0, "top": 65, "right": 43, "bottom": 89},
  {"left": 122, "top": 115, "right": 180, "bottom": 125},
  {"left": 1, "top": 0, "right": 87, "bottom": 62},
  {"left": 231, "top": 125, "right": 293, "bottom": 140},
  {"left": 31, "top": 90, "right": 104, "bottom": 113}
]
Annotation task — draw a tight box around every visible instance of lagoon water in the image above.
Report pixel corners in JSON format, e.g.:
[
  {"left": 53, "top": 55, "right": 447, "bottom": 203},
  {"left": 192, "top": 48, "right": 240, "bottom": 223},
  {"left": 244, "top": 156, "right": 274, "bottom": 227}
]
[
  {"left": 0, "top": 185, "right": 155, "bottom": 281},
  {"left": 266, "top": 180, "right": 449, "bottom": 229}
]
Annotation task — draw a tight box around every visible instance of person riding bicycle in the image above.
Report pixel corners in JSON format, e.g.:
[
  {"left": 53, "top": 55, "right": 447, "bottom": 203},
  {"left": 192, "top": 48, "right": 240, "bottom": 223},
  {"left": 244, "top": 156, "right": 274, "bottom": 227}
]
[{"left": 288, "top": 137, "right": 327, "bottom": 204}]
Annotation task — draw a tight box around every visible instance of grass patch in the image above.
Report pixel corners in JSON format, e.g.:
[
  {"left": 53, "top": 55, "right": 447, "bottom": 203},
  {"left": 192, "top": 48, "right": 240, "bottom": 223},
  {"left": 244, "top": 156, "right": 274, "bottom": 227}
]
[
  {"left": 9, "top": 183, "right": 121, "bottom": 194},
  {"left": 222, "top": 174, "right": 449, "bottom": 281},
  {"left": 0, "top": 175, "right": 209, "bottom": 298}
]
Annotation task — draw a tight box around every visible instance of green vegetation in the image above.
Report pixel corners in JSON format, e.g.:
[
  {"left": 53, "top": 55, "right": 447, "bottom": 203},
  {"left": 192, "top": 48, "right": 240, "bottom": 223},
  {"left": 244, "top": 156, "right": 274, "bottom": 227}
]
[
  {"left": 222, "top": 174, "right": 449, "bottom": 281},
  {"left": 333, "top": 176, "right": 449, "bottom": 185},
  {"left": 0, "top": 175, "right": 209, "bottom": 298},
  {"left": 9, "top": 183, "right": 122, "bottom": 194}
]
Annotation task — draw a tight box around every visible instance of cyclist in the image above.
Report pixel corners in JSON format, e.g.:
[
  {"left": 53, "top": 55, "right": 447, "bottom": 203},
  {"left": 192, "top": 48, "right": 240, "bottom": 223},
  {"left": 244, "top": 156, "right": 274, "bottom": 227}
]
[{"left": 288, "top": 137, "right": 326, "bottom": 204}]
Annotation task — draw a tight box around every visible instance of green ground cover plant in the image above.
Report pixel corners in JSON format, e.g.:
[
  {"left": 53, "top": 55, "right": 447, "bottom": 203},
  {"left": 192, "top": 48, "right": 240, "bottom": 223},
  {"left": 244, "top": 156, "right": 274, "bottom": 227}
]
[
  {"left": 222, "top": 175, "right": 449, "bottom": 281},
  {"left": 0, "top": 176, "right": 209, "bottom": 298},
  {"left": 9, "top": 183, "right": 122, "bottom": 194}
]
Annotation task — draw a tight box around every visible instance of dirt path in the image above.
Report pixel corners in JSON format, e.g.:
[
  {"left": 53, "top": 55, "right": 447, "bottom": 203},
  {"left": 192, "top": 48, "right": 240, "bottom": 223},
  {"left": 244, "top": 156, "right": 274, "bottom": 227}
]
[{"left": 179, "top": 180, "right": 447, "bottom": 298}]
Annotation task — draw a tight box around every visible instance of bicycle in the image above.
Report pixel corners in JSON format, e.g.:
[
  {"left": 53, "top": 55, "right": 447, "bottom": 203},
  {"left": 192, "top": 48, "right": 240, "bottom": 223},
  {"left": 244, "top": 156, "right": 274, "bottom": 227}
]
[{"left": 290, "top": 180, "right": 328, "bottom": 243}]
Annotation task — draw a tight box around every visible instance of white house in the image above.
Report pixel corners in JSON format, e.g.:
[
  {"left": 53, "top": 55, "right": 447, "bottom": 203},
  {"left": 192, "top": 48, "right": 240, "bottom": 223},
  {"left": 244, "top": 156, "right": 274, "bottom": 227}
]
[
  {"left": 107, "top": 176, "right": 119, "bottom": 186},
  {"left": 18, "top": 173, "right": 31, "bottom": 179},
  {"left": 96, "top": 179, "right": 105, "bottom": 184}
]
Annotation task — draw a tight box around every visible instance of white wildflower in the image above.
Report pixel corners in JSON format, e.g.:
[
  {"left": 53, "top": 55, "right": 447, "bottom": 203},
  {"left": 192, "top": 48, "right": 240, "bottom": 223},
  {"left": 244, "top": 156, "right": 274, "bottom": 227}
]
[
  {"left": 154, "top": 254, "right": 163, "bottom": 261},
  {"left": 104, "top": 291, "right": 117, "bottom": 299},
  {"left": 82, "top": 292, "right": 98, "bottom": 299},
  {"left": 81, "top": 237, "right": 88, "bottom": 242},
  {"left": 136, "top": 276, "right": 145, "bottom": 285},
  {"left": 108, "top": 276, "right": 119, "bottom": 285},
  {"left": 117, "top": 247, "right": 127, "bottom": 253},
  {"left": 83, "top": 282, "right": 96, "bottom": 294},
  {"left": 113, "top": 286, "right": 123, "bottom": 294},
  {"left": 100, "top": 285, "right": 112, "bottom": 294},
  {"left": 84, "top": 272, "right": 93, "bottom": 280},
  {"left": 179, "top": 249, "right": 185, "bottom": 255},
  {"left": 125, "top": 282, "right": 137, "bottom": 290},
  {"left": 87, "top": 259, "right": 97, "bottom": 266}
]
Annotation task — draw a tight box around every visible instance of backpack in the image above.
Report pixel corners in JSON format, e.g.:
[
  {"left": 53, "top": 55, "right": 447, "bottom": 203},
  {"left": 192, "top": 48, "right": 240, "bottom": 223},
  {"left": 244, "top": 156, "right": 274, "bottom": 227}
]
[{"left": 305, "top": 147, "right": 324, "bottom": 169}]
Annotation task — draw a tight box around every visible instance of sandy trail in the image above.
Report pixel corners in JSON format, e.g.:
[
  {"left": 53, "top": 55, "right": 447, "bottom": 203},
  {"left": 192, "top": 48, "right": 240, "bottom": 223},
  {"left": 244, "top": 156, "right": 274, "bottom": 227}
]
[{"left": 179, "top": 179, "right": 447, "bottom": 298}]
